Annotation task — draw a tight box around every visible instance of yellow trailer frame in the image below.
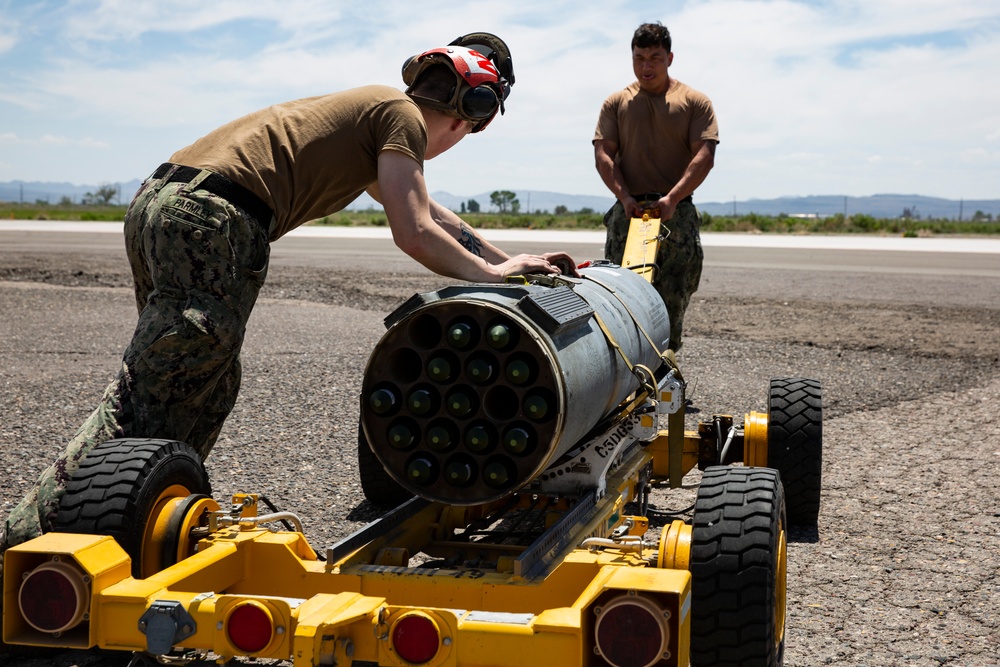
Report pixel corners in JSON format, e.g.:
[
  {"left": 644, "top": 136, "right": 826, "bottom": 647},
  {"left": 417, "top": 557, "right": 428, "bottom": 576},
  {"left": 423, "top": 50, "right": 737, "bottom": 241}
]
[{"left": 3, "top": 207, "right": 804, "bottom": 667}]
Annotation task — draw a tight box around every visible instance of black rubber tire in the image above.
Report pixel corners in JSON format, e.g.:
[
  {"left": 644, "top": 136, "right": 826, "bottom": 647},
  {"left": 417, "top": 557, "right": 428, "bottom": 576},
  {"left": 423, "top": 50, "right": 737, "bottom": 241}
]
[
  {"left": 358, "top": 425, "right": 414, "bottom": 507},
  {"left": 690, "top": 466, "right": 786, "bottom": 667},
  {"left": 53, "top": 438, "right": 211, "bottom": 578},
  {"left": 767, "top": 377, "right": 822, "bottom": 526}
]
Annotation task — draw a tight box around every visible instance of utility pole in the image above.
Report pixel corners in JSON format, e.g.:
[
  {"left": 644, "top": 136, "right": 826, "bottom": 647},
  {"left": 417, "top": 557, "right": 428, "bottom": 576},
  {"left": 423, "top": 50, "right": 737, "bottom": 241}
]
[
  {"left": 958, "top": 199, "right": 963, "bottom": 222},
  {"left": 732, "top": 196, "right": 736, "bottom": 216}
]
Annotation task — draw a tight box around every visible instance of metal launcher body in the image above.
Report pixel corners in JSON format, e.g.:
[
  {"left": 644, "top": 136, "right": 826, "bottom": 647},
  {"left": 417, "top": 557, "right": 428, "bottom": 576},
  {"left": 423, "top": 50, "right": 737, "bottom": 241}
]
[
  {"left": 359, "top": 256, "right": 674, "bottom": 506},
  {"left": 3, "top": 210, "right": 790, "bottom": 667}
]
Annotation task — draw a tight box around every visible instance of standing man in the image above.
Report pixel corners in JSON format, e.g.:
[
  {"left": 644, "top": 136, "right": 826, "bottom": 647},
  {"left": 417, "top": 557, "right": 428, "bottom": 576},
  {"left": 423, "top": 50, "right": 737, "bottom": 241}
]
[
  {"left": 0, "top": 33, "right": 576, "bottom": 560},
  {"left": 594, "top": 21, "right": 718, "bottom": 351}
]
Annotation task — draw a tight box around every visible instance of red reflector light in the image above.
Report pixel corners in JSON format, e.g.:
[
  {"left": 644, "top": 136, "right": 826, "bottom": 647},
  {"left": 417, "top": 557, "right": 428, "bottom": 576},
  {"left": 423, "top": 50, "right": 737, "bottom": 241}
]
[
  {"left": 392, "top": 613, "right": 440, "bottom": 664},
  {"left": 227, "top": 602, "right": 274, "bottom": 654},
  {"left": 19, "top": 560, "right": 89, "bottom": 634},
  {"left": 594, "top": 595, "right": 668, "bottom": 667}
]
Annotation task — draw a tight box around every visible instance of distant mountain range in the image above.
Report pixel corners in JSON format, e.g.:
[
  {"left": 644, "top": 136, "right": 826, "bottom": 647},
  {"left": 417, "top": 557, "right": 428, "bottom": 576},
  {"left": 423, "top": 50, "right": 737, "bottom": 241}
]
[
  {"left": 2, "top": 179, "right": 997, "bottom": 221},
  {"left": 697, "top": 194, "right": 1000, "bottom": 220}
]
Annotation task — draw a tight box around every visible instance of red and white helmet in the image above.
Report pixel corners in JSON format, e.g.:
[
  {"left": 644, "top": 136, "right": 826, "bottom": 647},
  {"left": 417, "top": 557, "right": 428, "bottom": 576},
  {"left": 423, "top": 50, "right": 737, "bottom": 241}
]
[{"left": 402, "top": 32, "right": 514, "bottom": 133}]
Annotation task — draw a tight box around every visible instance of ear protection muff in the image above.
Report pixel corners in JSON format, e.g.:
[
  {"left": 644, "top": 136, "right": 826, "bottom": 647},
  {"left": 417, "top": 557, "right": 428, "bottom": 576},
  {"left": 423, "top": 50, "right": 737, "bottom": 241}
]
[
  {"left": 447, "top": 32, "right": 514, "bottom": 94},
  {"left": 402, "top": 32, "right": 515, "bottom": 132}
]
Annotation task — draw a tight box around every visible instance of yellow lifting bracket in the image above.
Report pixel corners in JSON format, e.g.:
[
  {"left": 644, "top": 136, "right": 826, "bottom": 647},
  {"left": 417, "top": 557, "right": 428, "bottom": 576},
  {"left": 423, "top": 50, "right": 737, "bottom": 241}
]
[{"left": 621, "top": 205, "right": 668, "bottom": 285}]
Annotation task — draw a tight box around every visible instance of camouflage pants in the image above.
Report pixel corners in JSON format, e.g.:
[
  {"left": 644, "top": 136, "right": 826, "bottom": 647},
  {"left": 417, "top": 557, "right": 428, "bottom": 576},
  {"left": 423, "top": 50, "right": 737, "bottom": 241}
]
[
  {"left": 604, "top": 199, "right": 703, "bottom": 351},
  {"left": 2, "top": 166, "right": 271, "bottom": 560}
]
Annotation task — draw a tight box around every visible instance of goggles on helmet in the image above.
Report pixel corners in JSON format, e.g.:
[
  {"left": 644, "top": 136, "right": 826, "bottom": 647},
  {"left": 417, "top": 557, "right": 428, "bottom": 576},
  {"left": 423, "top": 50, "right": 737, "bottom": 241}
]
[{"left": 402, "top": 32, "right": 514, "bottom": 133}]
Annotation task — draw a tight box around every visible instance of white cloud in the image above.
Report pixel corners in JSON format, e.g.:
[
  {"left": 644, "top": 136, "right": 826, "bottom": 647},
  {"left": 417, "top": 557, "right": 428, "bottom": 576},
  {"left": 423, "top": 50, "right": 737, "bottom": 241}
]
[
  {"left": 0, "top": 132, "right": 107, "bottom": 148},
  {"left": 61, "top": 0, "right": 346, "bottom": 44},
  {"left": 0, "top": 7, "right": 18, "bottom": 54},
  {"left": 960, "top": 148, "right": 1000, "bottom": 164},
  {"left": 39, "top": 134, "right": 71, "bottom": 146},
  {"left": 2, "top": 0, "right": 999, "bottom": 199}
]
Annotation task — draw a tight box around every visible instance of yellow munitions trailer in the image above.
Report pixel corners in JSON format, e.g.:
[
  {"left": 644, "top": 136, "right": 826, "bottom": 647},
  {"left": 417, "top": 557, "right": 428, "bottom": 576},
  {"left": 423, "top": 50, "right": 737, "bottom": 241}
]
[{"left": 3, "top": 204, "right": 822, "bottom": 666}]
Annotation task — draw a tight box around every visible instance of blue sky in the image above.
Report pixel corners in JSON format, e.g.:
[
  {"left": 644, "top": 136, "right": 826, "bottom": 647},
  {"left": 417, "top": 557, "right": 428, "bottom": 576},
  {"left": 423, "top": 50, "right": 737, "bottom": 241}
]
[{"left": 1, "top": 0, "right": 999, "bottom": 204}]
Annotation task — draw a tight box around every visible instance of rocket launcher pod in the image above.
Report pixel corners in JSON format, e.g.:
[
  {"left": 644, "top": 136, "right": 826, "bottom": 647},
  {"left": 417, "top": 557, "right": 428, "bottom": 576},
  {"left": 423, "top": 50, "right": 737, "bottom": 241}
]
[{"left": 360, "top": 264, "right": 670, "bottom": 504}]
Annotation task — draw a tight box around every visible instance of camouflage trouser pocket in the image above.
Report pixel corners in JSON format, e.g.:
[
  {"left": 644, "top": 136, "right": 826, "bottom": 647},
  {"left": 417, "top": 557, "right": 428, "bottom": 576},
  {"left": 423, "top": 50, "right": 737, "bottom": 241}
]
[
  {"left": 161, "top": 193, "right": 216, "bottom": 231},
  {"left": 217, "top": 197, "right": 270, "bottom": 284},
  {"left": 139, "top": 186, "right": 269, "bottom": 296},
  {"left": 158, "top": 191, "right": 234, "bottom": 254}
]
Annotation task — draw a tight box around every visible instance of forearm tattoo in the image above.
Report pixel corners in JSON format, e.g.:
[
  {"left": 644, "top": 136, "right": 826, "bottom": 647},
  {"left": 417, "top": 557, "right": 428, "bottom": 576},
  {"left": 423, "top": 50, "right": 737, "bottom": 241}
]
[{"left": 459, "top": 223, "right": 485, "bottom": 257}]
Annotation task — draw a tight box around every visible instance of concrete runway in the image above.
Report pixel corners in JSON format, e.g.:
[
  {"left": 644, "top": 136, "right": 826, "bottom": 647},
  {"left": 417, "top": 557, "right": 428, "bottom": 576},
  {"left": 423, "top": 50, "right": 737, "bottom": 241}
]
[{"left": 3, "top": 221, "right": 999, "bottom": 277}]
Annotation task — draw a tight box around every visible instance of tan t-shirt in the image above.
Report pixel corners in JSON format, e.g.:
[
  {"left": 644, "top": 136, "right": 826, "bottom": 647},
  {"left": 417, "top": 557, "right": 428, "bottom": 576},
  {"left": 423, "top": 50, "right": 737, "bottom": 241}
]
[
  {"left": 169, "top": 85, "right": 427, "bottom": 240},
  {"left": 593, "top": 80, "right": 719, "bottom": 196}
]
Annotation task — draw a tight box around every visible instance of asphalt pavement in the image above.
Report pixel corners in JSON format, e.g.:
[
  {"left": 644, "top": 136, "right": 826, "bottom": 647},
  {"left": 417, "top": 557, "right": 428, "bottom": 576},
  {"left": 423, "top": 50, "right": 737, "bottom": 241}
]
[{"left": 0, "top": 224, "right": 998, "bottom": 666}]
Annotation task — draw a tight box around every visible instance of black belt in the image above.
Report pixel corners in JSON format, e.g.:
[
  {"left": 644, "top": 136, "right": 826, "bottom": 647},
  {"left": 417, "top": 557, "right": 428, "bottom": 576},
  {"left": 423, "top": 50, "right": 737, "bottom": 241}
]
[
  {"left": 631, "top": 192, "right": 693, "bottom": 205},
  {"left": 152, "top": 163, "right": 273, "bottom": 230}
]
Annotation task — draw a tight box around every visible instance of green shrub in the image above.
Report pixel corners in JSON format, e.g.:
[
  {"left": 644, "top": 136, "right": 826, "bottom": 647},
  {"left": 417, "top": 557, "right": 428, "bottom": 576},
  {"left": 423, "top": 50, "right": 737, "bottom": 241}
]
[
  {"left": 849, "top": 214, "right": 878, "bottom": 231},
  {"left": 3, "top": 202, "right": 998, "bottom": 236}
]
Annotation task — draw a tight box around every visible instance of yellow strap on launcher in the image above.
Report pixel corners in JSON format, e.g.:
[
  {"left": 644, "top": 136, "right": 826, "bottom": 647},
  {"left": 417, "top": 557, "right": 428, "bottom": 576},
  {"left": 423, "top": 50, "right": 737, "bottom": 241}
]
[{"left": 619, "top": 200, "right": 687, "bottom": 488}]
